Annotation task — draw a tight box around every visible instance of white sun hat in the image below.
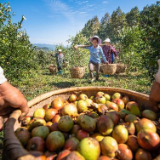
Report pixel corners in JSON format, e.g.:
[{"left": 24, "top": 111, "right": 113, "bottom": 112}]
[
  {"left": 58, "top": 49, "right": 62, "bottom": 52},
  {"left": 104, "top": 38, "right": 111, "bottom": 43}
]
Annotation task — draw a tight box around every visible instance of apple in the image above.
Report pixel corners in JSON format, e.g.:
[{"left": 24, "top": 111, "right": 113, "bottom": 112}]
[
  {"left": 112, "top": 92, "right": 122, "bottom": 100},
  {"left": 126, "top": 101, "right": 138, "bottom": 110},
  {"left": 113, "top": 98, "right": 125, "bottom": 110},
  {"left": 69, "top": 94, "right": 77, "bottom": 102},
  {"left": 45, "top": 109, "right": 57, "bottom": 122},
  {"left": 33, "top": 108, "right": 45, "bottom": 119},
  {"left": 31, "top": 126, "right": 50, "bottom": 139},
  {"left": 122, "top": 96, "right": 130, "bottom": 105},
  {"left": 77, "top": 100, "right": 88, "bottom": 113},
  {"left": 104, "top": 94, "right": 111, "bottom": 101},
  {"left": 27, "top": 137, "right": 45, "bottom": 152},
  {"left": 96, "top": 96, "right": 106, "bottom": 104},
  {"left": 78, "top": 94, "right": 88, "bottom": 100},
  {"left": 51, "top": 97, "right": 64, "bottom": 110},
  {"left": 52, "top": 114, "right": 61, "bottom": 123},
  {"left": 22, "top": 116, "right": 32, "bottom": 126},
  {"left": 15, "top": 127, "right": 30, "bottom": 146},
  {"left": 106, "top": 102, "right": 119, "bottom": 111},
  {"left": 126, "top": 101, "right": 140, "bottom": 116},
  {"left": 85, "top": 99, "right": 93, "bottom": 107},
  {"left": 96, "top": 92, "right": 104, "bottom": 97},
  {"left": 45, "top": 122, "right": 53, "bottom": 130},
  {"left": 43, "top": 104, "right": 50, "bottom": 111}
]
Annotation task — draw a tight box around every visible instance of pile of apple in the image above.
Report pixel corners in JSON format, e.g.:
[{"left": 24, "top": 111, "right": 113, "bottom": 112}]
[{"left": 15, "top": 92, "right": 160, "bottom": 160}]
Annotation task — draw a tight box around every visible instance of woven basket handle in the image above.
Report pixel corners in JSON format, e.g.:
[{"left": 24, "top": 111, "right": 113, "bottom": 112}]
[{"left": 3, "top": 110, "right": 34, "bottom": 160}]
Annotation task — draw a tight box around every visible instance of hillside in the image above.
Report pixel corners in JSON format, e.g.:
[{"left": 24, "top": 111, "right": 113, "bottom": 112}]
[{"left": 33, "top": 43, "right": 56, "bottom": 50}]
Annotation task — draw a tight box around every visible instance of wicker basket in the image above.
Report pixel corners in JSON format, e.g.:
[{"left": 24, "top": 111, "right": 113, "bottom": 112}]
[
  {"left": 49, "top": 65, "right": 56, "bottom": 74},
  {"left": 101, "top": 64, "right": 117, "bottom": 75},
  {"left": 70, "top": 67, "right": 85, "bottom": 79},
  {"left": 63, "top": 62, "right": 69, "bottom": 68},
  {"left": 116, "top": 63, "right": 127, "bottom": 74},
  {"left": 2, "top": 87, "right": 160, "bottom": 160}
]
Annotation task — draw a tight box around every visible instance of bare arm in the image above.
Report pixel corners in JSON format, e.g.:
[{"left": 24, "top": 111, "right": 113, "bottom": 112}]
[
  {"left": 111, "top": 46, "right": 119, "bottom": 59},
  {"left": 74, "top": 45, "right": 91, "bottom": 50}
]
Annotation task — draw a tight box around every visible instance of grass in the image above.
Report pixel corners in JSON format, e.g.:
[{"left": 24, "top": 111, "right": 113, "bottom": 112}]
[{"left": 10, "top": 66, "right": 151, "bottom": 101}]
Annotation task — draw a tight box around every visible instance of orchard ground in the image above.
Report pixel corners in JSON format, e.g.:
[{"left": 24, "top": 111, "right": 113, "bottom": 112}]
[
  {"left": 0, "top": 66, "right": 152, "bottom": 159},
  {"left": 11, "top": 66, "right": 151, "bottom": 101}
]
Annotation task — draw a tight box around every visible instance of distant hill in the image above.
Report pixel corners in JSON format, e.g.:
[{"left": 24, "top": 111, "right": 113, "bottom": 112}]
[{"left": 33, "top": 44, "right": 56, "bottom": 51}]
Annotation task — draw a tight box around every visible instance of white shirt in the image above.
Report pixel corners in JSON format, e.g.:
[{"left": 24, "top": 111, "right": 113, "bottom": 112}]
[{"left": 0, "top": 67, "right": 7, "bottom": 84}]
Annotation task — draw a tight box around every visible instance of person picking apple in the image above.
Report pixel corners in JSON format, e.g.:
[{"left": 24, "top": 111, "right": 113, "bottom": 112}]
[
  {"left": 102, "top": 38, "right": 119, "bottom": 64},
  {"left": 0, "top": 66, "right": 29, "bottom": 130},
  {"left": 51, "top": 49, "right": 65, "bottom": 75},
  {"left": 74, "top": 35, "right": 108, "bottom": 83}
]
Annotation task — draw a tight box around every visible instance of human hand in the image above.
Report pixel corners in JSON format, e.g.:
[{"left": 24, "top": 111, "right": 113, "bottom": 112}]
[
  {"left": 116, "top": 57, "right": 119, "bottom": 60},
  {"left": 0, "top": 82, "right": 29, "bottom": 130},
  {"left": 74, "top": 45, "right": 78, "bottom": 50},
  {"left": 106, "top": 62, "right": 109, "bottom": 65}
]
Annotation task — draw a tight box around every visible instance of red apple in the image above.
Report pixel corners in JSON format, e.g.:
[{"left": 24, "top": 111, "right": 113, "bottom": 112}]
[
  {"left": 15, "top": 127, "right": 30, "bottom": 147},
  {"left": 52, "top": 114, "right": 61, "bottom": 123},
  {"left": 96, "top": 92, "right": 104, "bottom": 97},
  {"left": 113, "top": 98, "right": 125, "bottom": 110},
  {"left": 43, "top": 104, "right": 50, "bottom": 111},
  {"left": 122, "top": 96, "right": 130, "bottom": 104},
  {"left": 51, "top": 97, "right": 64, "bottom": 110},
  {"left": 126, "top": 101, "right": 139, "bottom": 111},
  {"left": 107, "top": 102, "right": 119, "bottom": 111},
  {"left": 45, "top": 109, "right": 57, "bottom": 122},
  {"left": 22, "top": 116, "right": 32, "bottom": 126},
  {"left": 27, "top": 137, "right": 45, "bottom": 152},
  {"left": 76, "top": 130, "right": 89, "bottom": 141}
]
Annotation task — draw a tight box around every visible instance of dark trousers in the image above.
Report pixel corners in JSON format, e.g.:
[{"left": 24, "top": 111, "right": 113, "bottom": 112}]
[
  {"left": 57, "top": 66, "right": 62, "bottom": 71},
  {"left": 89, "top": 61, "right": 100, "bottom": 80}
]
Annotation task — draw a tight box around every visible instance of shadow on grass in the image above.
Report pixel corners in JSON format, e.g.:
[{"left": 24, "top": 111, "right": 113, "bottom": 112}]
[
  {"left": 50, "top": 81, "right": 76, "bottom": 88},
  {"left": 42, "top": 72, "right": 57, "bottom": 76},
  {"left": 112, "top": 73, "right": 146, "bottom": 79}
]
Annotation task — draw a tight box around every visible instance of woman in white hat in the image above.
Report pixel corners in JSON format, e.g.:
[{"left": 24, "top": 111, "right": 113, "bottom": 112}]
[
  {"left": 74, "top": 35, "right": 108, "bottom": 82},
  {"left": 51, "top": 49, "right": 64, "bottom": 75},
  {"left": 102, "top": 38, "right": 119, "bottom": 64}
]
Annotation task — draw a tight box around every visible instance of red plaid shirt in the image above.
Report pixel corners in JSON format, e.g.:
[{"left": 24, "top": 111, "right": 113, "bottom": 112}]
[{"left": 101, "top": 45, "right": 118, "bottom": 64}]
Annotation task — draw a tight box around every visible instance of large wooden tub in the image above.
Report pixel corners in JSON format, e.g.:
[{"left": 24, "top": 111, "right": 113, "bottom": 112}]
[{"left": 2, "top": 87, "right": 157, "bottom": 160}]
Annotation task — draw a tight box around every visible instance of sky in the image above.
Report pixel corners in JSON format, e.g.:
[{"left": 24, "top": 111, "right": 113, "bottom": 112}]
[{"left": 1, "top": 0, "right": 158, "bottom": 45}]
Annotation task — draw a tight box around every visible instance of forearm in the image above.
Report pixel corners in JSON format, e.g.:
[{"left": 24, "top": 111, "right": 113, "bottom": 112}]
[
  {"left": 101, "top": 52, "right": 107, "bottom": 63},
  {"left": 0, "top": 82, "right": 14, "bottom": 95},
  {"left": 77, "top": 45, "right": 90, "bottom": 49},
  {"left": 113, "top": 51, "right": 118, "bottom": 57},
  {"left": 111, "top": 47, "right": 118, "bottom": 57}
]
